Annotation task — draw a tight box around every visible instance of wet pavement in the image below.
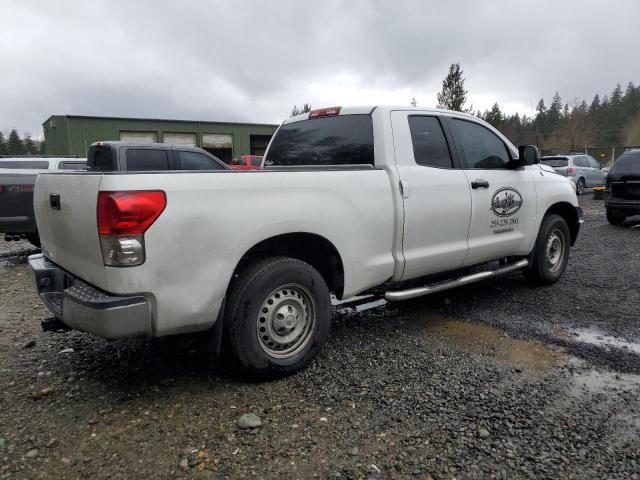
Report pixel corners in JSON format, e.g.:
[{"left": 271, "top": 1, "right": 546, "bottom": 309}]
[{"left": 1, "top": 194, "right": 639, "bottom": 479}]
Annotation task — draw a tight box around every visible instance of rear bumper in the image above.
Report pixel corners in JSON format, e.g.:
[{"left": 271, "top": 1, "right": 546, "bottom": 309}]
[
  {"left": 605, "top": 198, "right": 640, "bottom": 215},
  {"left": 28, "top": 254, "right": 152, "bottom": 339},
  {"left": 0, "top": 216, "right": 36, "bottom": 234}
]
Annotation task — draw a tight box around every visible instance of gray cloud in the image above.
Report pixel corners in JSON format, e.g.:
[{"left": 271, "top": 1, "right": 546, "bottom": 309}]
[{"left": 1, "top": 0, "right": 639, "bottom": 137}]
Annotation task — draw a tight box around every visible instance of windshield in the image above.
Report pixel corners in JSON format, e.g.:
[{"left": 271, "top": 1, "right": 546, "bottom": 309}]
[
  {"left": 266, "top": 114, "right": 374, "bottom": 166},
  {"left": 542, "top": 157, "right": 569, "bottom": 167},
  {"left": 610, "top": 152, "right": 640, "bottom": 175}
]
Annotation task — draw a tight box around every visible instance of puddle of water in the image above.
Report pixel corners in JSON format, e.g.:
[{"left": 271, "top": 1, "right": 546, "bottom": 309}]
[
  {"left": 571, "top": 369, "right": 640, "bottom": 395},
  {"left": 410, "top": 314, "right": 564, "bottom": 373},
  {"left": 569, "top": 328, "right": 640, "bottom": 355}
]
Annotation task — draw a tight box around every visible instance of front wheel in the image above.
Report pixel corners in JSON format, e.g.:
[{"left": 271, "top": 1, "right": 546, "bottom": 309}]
[
  {"left": 606, "top": 208, "right": 625, "bottom": 225},
  {"left": 523, "top": 214, "right": 570, "bottom": 285},
  {"left": 225, "top": 257, "right": 331, "bottom": 378}
]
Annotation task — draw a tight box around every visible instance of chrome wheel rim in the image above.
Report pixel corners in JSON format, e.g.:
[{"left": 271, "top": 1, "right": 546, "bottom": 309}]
[
  {"left": 577, "top": 180, "right": 584, "bottom": 194},
  {"left": 545, "top": 230, "right": 565, "bottom": 274},
  {"left": 256, "top": 284, "right": 316, "bottom": 359}
]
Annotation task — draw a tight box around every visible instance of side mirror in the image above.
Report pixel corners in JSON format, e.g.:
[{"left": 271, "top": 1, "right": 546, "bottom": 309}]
[{"left": 517, "top": 145, "right": 541, "bottom": 166}]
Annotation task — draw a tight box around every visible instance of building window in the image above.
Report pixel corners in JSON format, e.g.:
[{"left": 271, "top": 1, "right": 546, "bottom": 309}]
[
  {"left": 202, "top": 133, "right": 233, "bottom": 163},
  {"left": 250, "top": 134, "right": 272, "bottom": 156},
  {"left": 119, "top": 131, "right": 158, "bottom": 143}
]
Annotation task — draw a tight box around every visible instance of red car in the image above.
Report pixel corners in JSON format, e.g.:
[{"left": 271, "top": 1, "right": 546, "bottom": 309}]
[{"left": 229, "top": 155, "right": 263, "bottom": 170}]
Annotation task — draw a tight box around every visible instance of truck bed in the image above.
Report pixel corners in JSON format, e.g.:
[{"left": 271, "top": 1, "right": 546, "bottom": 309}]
[{"left": 33, "top": 169, "right": 396, "bottom": 336}]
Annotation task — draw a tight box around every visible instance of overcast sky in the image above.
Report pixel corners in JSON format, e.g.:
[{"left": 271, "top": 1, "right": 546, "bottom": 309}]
[{"left": 2, "top": 0, "right": 639, "bottom": 138}]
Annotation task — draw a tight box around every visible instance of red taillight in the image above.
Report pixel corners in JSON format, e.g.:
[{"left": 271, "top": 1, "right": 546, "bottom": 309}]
[
  {"left": 97, "top": 191, "right": 166, "bottom": 235},
  {"left": 308, "top": 106, "right": 341, "bottom": 118},
  {"left": 567, "top": 167, "right": 575, "bottom": 174}
]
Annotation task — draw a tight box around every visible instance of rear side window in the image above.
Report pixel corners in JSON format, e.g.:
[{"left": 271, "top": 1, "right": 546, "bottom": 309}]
[
  {"left": 542, "top": 157, "right": 568, "bottom": 167},
  {"left": 58, "top": 162, "right": 86, "bottom": 170},
  {"left": 408, "top": 116, "right": 453, "bottom": 168},
  {"left": 453, "top": 119, "right": 511, "bottom": 169},
  {"left": 611, "top": 153, "right": 640, "bottom": 175},
  {"left": 126, "top": 149, "right": 169, "bottom": 171},
  {"left": 88, "top": 145, "right": 115, "bottom": 171},
  {"left": 266, "top": 115, "right": 374, "bottom": 166},
  {"left": 0, "top": 160, "right": 49, "bottom": 169},
  {"left": 574, "top": 156, "right": 589, "bottom": 167},
  {"left": 251, "top": 157, "right": 262, "bottom": 166},
  {"left": 177, "top": 151, "right": 223, "bottom": 170}
]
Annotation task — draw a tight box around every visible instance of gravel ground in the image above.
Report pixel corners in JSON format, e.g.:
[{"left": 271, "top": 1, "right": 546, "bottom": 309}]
[{"left": 1, "top": 194, "right": 639, "bottom": 479}]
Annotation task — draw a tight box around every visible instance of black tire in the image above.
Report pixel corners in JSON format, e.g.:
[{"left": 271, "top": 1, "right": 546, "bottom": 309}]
[
  {"left": 576, "top": 178, "right": 585, "bottom": 195},
  {"left": 523, "top": 214, "right": 571, "bottom": 285},
  {"left": 606, "top": 208, "right": 625, "bottom": 225},
  {"left": 225, "top": 257, "right": 331, "bottom": 378}
]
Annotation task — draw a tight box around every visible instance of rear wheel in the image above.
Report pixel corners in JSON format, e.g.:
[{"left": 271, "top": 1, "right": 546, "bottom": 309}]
[
  {"left": 606, "top": 208, "right": 625, "bottom": 225},
  {"left": 225, "top": 257, "right": 331, "bottom": 378},
  {"left": 576, "top": 178, "right": 585, "bottom": 195},
  {"left": 524, "top": 214, "right": 570, "bottom": 285}
]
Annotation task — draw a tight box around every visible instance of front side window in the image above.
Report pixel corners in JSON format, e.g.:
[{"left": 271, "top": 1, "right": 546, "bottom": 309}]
[
  {"left": 177, "top": 151, "right": 222, "bottom": 170},
  {"left": 0, "top": 160, "right": 49, "bottom": 169},
  {"left": 453, "top": 119, "right": 511, "bottom": 169},
  {"left": 126, "top": 149, "right": 169, "bottom": 171},
  {"left": 587, "top": 156, "right": 600, "bottom": 169},
  {"left": 408, "top": 116, "right": 453, "bottom": 168},
  {"left": 266, "top": 115, "right": 374, "bottom": 166},
  {"left": 251, "top": 156, "right": 263, "bottom": 166}
]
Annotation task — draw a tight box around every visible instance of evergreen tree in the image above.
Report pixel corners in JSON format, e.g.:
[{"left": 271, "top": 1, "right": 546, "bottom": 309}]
[
  {"left": 436, "top": 62, "right": 469, "bottom": 112},
  {"left": 484, "top": 102, "right": 504, "bottom": 127},
  {"left": 23, "top": 134, "right": 38, "bottom": 154},
  {"left": 7, "top": 129, "right": 25, "bottom": 155},
  {"left": 290, "top": 103, "right": 312, "bottom": 117},
  {"left": 0, "top": 131, "right": 7, "bottom": 155},
  {"left": 547, "top": 92, "right": 563, "bottom": 132}
]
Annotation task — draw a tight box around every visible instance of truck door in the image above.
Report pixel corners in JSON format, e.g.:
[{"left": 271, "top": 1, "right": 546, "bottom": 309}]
[
  {"left": 390, "top": 111, "right": 472, "bottom": 280},
  {"left": 446, "top": 117, "right": 538, "bottom": 266}
]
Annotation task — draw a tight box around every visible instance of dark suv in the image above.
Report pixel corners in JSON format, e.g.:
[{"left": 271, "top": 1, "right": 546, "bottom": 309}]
[
  {"left": 605, "top": 149, "right": 640, "bottom": 224},
  {"left": 87, "top": 142, "right": 228, "bottom": 171}
]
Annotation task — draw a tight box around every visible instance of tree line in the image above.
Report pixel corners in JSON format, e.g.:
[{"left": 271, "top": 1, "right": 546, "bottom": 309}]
[
  {"left": 435, "top": 63, "right": 640, "bottom": 152},
  {"left": 0, "top": 129, "right": 42, "bottom": 156}
]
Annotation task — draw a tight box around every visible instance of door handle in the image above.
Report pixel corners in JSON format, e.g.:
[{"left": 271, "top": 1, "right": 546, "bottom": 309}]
[{"left": 471, "top": 179, "right": 490, "bottom": 189}]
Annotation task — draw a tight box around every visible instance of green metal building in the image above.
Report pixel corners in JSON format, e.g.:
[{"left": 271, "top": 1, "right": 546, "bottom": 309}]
[{"left": 42, "top": 115, "right": 279, "bottom": 163}]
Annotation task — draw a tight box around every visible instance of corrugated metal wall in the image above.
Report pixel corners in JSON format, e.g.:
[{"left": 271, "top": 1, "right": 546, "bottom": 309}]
[{"left": 43, "top": 115, "right": 278, "bottom": 157}]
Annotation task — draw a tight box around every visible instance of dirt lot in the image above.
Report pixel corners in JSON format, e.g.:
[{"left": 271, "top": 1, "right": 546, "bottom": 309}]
[{"left": 1, "top": 194, "right": 639, "bottom": 480}]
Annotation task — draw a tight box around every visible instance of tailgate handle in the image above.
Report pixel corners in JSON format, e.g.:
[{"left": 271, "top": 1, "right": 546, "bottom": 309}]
[{"left": 49, "top": 193, "right": 61, "bottom": 210}]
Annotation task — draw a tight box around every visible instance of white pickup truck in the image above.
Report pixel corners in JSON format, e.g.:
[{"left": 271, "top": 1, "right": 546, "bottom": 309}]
[{"left": 28, "top": 106, "right": 582, "bottom": 377}]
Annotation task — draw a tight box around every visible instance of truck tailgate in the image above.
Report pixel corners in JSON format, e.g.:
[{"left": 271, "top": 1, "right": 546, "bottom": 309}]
[{"left": 34, "top": 173, "right": 106, "bottom": 287}]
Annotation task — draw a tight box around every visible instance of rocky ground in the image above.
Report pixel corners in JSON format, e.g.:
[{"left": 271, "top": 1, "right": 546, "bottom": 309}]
[{"left": 1, "top": 194, "right": 639, "bottom": 479}]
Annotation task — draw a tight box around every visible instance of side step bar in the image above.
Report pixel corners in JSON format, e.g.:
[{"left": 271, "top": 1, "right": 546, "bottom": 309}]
[{"left": 385, "top": 259, "right": 529, "bottom": 302}]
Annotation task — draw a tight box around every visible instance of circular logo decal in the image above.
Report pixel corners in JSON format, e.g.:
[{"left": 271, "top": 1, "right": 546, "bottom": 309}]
[{"left": 491, "top": 187, "right": 523, "bottom": 217}]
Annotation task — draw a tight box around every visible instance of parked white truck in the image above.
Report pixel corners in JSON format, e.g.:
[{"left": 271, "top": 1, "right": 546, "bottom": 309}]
[{"left": 28, "top": 106, "right": 582, "bottom": 377}]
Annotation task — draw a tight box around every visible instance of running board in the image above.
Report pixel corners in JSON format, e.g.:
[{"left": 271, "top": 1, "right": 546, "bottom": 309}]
[{"left": 384, "top": 259, "right": 529, "bottom": 302}]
